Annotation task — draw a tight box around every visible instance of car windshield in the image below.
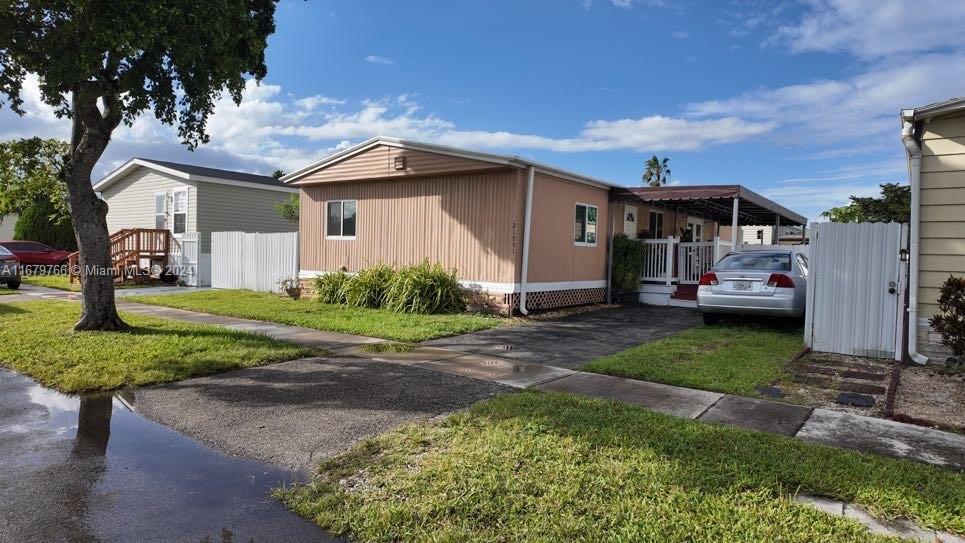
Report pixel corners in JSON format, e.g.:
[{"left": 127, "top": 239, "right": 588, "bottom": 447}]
[{"left": 717, "top": 252, "right": 792, "bottom": 271}]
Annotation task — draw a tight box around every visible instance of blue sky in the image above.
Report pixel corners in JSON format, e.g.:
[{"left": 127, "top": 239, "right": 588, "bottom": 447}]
[{"left": 3, "top": 0, "right": 965, "bottom": 221}]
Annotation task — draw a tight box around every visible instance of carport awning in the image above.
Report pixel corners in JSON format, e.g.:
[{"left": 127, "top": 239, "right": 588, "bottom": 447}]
[{"left": 612, "top": 185, "right": 807, "bottom": 227}]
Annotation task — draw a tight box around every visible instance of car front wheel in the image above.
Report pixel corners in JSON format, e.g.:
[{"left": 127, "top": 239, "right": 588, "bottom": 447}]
[
  {"left": 702, "top": 312, "right": 721, "bottom": 325},
  {"left": 7, "top": 281, "right": 20, "bottom": 290}
]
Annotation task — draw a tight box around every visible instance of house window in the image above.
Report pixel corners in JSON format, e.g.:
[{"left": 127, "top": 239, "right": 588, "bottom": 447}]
[
  {"left": 648, "top": 210, "right": 664, "bottom": 239},
  {"left": 574, "top": 203, "right": 598, "bottom": 246},
  {"left": 327, "top": 200, "right": 357, "bottom": 238},
  {"left": 172, "top": 189, "right": 188, "bottom": 234},
  {"left": 155, "top": 192, "right": 167, "bottom": 230}
]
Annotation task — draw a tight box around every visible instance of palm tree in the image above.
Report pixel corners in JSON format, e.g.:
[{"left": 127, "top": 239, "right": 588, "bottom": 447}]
[{"left": 642, "top": 156, "right": 671, "bottom": 187}]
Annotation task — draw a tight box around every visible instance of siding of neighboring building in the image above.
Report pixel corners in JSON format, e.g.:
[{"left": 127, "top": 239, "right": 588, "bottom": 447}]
[
  {"left": 527, "top": 173, "right": 610, "bottom": 285},
  {"left": 196, "top": 183, "right": 296, "bottom": 253},
  {"left": 0, "top": 213, "right": 18, "bottom": 240},
  {"left": 102, "top": 168, "right": 198, "bottom": 234},
  {"left": 919, "top": 113, "right": 965, "bottom": 322},
  {"left": 293, "top": 144, "right": 501, "bottom": 184},
  {"left": 299, "top": 168, "right": 525, "bottom": 284}
]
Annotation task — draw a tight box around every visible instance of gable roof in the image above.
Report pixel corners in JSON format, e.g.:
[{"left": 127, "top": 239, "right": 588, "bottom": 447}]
[
  {"left": 93, "top": 158, "right": 297, "bottom": 193},
  {"left": 280, "top": 136, "right": 617, "bottom": 189}
]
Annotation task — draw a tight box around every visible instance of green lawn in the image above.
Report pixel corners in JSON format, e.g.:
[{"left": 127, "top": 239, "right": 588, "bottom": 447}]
[
  {"left": 21, "top": 274, "right": 155, "bottom": 292},
  {"left": 277, "top": 391, "right": 964, "bottom": 542},
  {"left": 0, "top": 300, "right": 318, "bottom": 393},
  {"left": 127, "top": 289, "right": 504, "bottom": 342},
  {"left": 581, "top": 324, "right": 803, "bottom": 396}
]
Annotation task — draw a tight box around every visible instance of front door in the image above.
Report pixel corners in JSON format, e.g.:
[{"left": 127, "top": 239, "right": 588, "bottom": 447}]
[
  {"left": 624, "top": 205, "right": 637, "bottom": 237},
  {"left": 687, "top": 219, "right": 703, "bottom": 242}
]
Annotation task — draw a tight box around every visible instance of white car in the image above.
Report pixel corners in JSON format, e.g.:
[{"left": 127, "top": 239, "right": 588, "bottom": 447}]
[{"left": 697, "top": 250, "right": 808, "bottom": 325}]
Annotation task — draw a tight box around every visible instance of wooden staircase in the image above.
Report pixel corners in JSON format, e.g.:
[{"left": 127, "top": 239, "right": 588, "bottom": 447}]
[{"left": 68, "top": 228, "right": 171, "bottom": 284}]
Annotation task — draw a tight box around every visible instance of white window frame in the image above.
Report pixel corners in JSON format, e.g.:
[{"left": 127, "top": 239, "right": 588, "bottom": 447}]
[
  {"left": 648, "top": 210, "right": 664, "bottom": 239},
  {"left": 574, "top": 202, "right": 598, "bottom": 247},
  {"left": 172, "top": 188, "right": 189, "bottom": 235},
  {"left": 687, "top": 217, "right": 703, "bottom": 242},
  {"left": 154, "top": 191, "right": 167, "bottom": 230},
  {"left": 326, "top": 199, "right": 358, "bottom": 240}
]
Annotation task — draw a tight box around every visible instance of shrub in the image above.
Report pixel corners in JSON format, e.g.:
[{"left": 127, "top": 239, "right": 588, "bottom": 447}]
[
  {"left": 14, "top": 198, "right": 77, "bottom": 251},
  {"left": 611, "top": 233, "right": 646, "bottom": 292},
  {"left": 312, "top": 271, "right": 349, "bottom": 305},
  {"left": 930, "top": 275, "right": 965, "bottom": 356},
  {"left": 343, "top": 264, "right": 395, "bottom": 308},
  {"left": 384, "top": 261, "right": 465, "bottom": 314}
]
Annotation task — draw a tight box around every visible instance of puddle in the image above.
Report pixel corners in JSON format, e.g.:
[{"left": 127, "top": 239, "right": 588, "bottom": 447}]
[{"left": 0, "top": 370, "right": 338, "bottom": 543}]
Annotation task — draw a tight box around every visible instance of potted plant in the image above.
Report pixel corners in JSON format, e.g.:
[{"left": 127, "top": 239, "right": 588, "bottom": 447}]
[{"left": 279, "top": 277, "right": 302, "bottom": 300}]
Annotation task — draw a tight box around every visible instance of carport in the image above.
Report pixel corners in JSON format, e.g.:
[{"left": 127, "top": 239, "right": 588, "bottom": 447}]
[{"left": 612, "top": 184, "right": 808, "bottom": 245}]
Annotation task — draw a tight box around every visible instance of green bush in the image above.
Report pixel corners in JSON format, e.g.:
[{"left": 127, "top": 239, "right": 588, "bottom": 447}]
[
  {"left": 343, "top": 264, "right": 395, "bottom": 308},
  {"left": 13, "top": 198, "right": 77, "bottom": 251},
  {"left": 611, "top": 233, "right": 646, "bottom": 292},
  {"left": 384, "top": 261, "right": 465, "bottom": 314},
  {"left": 930, "top": 275, "right": 965, "bottom": 357},
  {"left": 312, "top": 271, "right": 349, "bottom": 305}
]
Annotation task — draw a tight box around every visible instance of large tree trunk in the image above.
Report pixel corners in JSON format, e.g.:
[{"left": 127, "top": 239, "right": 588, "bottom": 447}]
[{"left": 66, "top": 90, "right": 127, "bottom": 331}]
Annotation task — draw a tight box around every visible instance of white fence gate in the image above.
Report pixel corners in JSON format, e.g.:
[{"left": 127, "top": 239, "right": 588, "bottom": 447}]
[
  {"left": 170, "top": 232, "right": 200, "bottom": 286},
  {"left": 211, "top": 231, "right": 298, "bottom": 293},
  {"left": 804, "top": 222, "right": 907, "bottom": 360}
]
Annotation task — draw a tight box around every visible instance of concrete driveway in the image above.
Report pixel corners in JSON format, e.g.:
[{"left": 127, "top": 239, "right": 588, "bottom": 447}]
[
  {"left": 134, "top": 356, "right": 510, "bottom": 472},
  {"left": 424, "top": 305, "right": 702, "bottom": 369}
]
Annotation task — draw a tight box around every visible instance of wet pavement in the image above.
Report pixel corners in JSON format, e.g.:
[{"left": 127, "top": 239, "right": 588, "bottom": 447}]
[
  {"left": 423, "top": 305, "right": 702, "bottom": 369},
  {"left": 0, "top": 369, "right": 338, "bottom": 543}
]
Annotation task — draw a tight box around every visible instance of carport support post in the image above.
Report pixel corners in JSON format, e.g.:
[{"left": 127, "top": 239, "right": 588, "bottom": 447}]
[
  {"left": 774, "top": 214, "right": 781, "bottom": 245},
  {"left": 730, "top": 197, "right": 739, "bottom": 247}
]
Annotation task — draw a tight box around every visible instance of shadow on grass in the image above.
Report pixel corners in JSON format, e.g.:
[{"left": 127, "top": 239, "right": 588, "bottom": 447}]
[{"left": 0, "top": 303, "right": 27, "bottom": 315}]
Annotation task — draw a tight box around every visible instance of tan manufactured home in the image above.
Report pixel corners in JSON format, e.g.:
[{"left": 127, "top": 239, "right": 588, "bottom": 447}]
[
  {"left": 284, "top": 137, "right": 806, "bottom": 312},
  {"left": 902, "top": 97, "right": 965, "bottom": 361}
]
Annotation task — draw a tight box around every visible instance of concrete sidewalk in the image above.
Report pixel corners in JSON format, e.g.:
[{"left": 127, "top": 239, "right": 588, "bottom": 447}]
[
  {"left": 20, "top": 301, "right": 965, "bottom": 470},
  {"left": 58, "top": 299, "right": 965, "bottom": 470}
]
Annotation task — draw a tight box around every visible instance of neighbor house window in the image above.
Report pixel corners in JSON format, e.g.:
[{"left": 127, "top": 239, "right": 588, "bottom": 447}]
[
  {"left": 574, "top": 203, "right": 598, "bottom": 246},
  {"left": 648, "top": 210, "right": 664, "bottom": 239},
  {"left": 155, "top": 192, "right": 167, "bottom": 230},
  {"left": 327, "top": 200, "right": 357, "bottom": 238},
  {"left": 172, "top": 189, "right": 188, "bottom": 234}
]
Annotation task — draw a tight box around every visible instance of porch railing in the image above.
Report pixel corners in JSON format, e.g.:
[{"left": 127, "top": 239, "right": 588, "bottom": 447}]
[
  {"left": 640, "top": 236, "right": 733, "bottom": 285},
  {"left": 641, "top": 237, "right": 677, "bottom": 284}
]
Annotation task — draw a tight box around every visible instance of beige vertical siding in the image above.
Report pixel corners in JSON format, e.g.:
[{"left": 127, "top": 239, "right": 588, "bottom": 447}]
[
  {"left": 527, "top": 173, "right": 610, "bottom": 283},
  {"left": 196, "top": 183, "right": 297, "bottom": 252},
  {"left": 102, "top": 168, "right": 197, "bottom": 234},
  {"left": 293, "top": 144, "right": 501, "bottom": 184},
  {"left": 299, "top": 169, "right": 524, "bottom": 283},
  {"left": 918, "top": 114, "right": 965, "bottom": 318}
]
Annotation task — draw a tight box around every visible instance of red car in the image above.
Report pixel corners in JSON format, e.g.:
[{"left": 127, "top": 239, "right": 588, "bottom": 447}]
[{"left": 0, "top": 241, "right": 72, "bottom": 267}]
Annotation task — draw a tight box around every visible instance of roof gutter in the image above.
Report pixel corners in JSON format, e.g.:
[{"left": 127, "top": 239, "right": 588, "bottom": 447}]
[
  {"left": 518, "top": 166, "right": 535, "bottom": 315},
  {"left": 900, "top": 115, "right": 928, "bottom": 365}
]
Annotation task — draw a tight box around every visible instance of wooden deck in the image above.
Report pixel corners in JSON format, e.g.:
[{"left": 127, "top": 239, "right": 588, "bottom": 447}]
[{"left": 68, "top": 228, "right": 171, "bottom": 284}]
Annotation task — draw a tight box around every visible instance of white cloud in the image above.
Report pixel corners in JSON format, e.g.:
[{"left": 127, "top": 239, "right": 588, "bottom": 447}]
[
  {"left": 772, "top": 0, "right": 965, "bottom": 59},
  {"left": 686, "top": 52, "right": 965, "bottom": 147},
  {"left": 672, "top": 30, "right": 688, "bottom": 39},
  {"left": 295, "top": 95, "right": 345, "bottom": 110},
  {"left": 364, "top": 55, "right": 395, "bottom": 66}
]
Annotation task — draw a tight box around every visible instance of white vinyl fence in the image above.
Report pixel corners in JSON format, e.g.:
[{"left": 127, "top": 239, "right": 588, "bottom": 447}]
[
  {"left": 211, "top": 231, "right": 298, "bottom": 293},
  {"left": 169, "top": 232, "right": 200, "bottom": 286},
  {"left": 803, "top": 222, "right": 907, "bottom": 360}
]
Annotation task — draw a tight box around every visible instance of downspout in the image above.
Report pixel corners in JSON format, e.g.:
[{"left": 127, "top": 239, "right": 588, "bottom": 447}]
[
  {"left": 605, "top": 199, "right": 615, "bottom": 304},
  {"left": 901, "top": 118, "right": 929, "bottom": 365},
  {"left": 518, "top": 166, "right": 535, "bottom": 315}
]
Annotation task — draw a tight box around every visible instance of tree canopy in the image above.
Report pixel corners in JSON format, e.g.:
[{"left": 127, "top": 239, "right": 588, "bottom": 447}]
[
  {"left": 821, "top": 183, "right": 911, "bottom": 223},
  {"left": 642, "top": 156, "right": 671, "bottom": 187},
  {"left": 0, "top": 0, "right": 279, "bottom": 330},
  {"left": 0, "top": 137, "right": 70, "bottom": 222}
]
